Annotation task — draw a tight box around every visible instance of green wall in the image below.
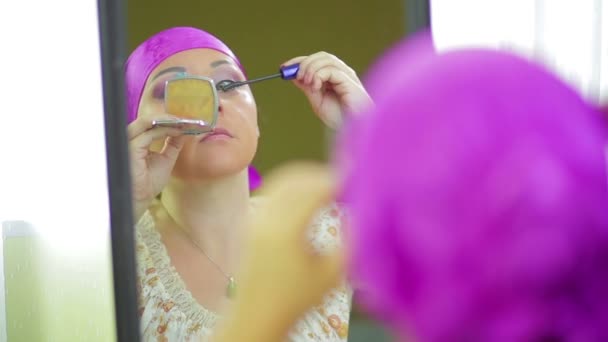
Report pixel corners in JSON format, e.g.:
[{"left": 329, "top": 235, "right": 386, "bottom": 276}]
[{"left": 127, "top": 0, "right": 405, "bottom": 172}]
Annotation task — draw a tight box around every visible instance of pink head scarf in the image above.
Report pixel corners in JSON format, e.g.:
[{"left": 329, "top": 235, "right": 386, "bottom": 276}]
[{"left": 125, "top": 26, "right": 261, "bottom": 190}]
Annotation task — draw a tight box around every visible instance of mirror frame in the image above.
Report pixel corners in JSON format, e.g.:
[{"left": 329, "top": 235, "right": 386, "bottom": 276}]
[{"left": 98, "top": 0, "right": 141, "bottom": 340}]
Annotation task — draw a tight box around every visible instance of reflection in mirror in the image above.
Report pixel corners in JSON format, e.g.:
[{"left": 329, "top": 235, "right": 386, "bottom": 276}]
[
  {"left": 166, "top": 77, "right": 217, "bottom": 122},
  {"left": 124, "top": 1, "right": 409, "bottom": 341},
  {"left": 99, "top": 0, "right": 608, "bottom": 340}
]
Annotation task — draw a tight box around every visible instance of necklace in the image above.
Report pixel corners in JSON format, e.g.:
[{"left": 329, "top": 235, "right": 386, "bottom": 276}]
[
  {"left": 184, "top": 232, "right": 237, "bottom": 299},
  {"left": 164, "top": 207, "right": 237, "bottom": 299}
]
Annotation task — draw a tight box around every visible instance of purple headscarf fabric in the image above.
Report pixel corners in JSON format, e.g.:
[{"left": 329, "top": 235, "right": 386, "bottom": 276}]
[
  {"left": 125, "top": 26, "right": 262, "bottom": 190},
  {"left": 339, "top": 38, "right": 608, "bottom": 341}
]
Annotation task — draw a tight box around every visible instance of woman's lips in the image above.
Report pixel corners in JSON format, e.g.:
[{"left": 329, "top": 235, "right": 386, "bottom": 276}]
[{"left": 200, "top": 127, "right": 233, "bottom": 142}]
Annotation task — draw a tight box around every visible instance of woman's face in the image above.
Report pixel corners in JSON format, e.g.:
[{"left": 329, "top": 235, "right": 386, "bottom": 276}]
[{"left": 138, "top": 48, "right": 259, "bottom": 182}]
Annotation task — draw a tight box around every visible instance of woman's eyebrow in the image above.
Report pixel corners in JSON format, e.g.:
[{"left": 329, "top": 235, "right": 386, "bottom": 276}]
[
  {"left": 152, "top": 66, "right": 187, "bottom": 80},
  {"left": 210, "top": 60, "right": 232, "bottom": 68}
]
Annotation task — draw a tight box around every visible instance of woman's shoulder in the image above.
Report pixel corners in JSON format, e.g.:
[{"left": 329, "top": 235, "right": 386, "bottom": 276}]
[
  {"left": 307, "top": 202, "right": 346, "bottom": 253},
  {"left": 249, "top": 197, "right": 346, "bottom": 253}
]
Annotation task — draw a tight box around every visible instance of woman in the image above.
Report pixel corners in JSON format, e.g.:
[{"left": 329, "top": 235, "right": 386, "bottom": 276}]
[
  {"left": 342, "top": 42, "right": 608, "bottom": 341},
  {"left": 218, "top": 35, "right": 608, "bottom": 341},
  {"left": 125, "top": 26, "right": 371, "bottom": 341}
]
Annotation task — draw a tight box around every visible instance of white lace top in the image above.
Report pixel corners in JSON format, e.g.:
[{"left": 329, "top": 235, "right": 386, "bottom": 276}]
[{"left": 135, "top": 201, "right": 352, "bottom": 341}]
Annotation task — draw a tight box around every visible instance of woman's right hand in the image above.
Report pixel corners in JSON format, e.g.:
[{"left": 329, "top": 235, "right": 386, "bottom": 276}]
[{"left": 127, "top": 114, "right": 187, "bottom": 221}]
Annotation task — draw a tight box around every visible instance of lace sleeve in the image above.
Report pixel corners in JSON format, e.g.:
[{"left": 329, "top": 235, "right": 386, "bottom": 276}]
[{"left": 288, "top": 203, "right": 353, "bottom": 341}]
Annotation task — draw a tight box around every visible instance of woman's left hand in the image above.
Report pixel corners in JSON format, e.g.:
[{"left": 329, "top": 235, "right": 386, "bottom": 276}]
[{"left": 283, "top": 52, "right": 373, "bottom": 129}]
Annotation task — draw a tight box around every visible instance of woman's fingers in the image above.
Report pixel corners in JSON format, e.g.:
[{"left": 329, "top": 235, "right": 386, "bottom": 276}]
[
  {"left": 129, "top": 126, "right": 183, "bottom": 156},
  {"left": 159, "top": 135, "right": 187, "bottom": 161},
  {"left": 281, "top": 56, "right": 307, "bottom": 69},
  {"left": 127, "top": 114, "right": 179, "bottom": 140},
  {"left": 296, "top": 52, "right": 358, "bottom": 84}
]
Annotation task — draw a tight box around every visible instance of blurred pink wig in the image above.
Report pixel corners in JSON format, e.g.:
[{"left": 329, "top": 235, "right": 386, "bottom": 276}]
[{"left": 339, "top": 33, "right": 608, "bottom": 341}]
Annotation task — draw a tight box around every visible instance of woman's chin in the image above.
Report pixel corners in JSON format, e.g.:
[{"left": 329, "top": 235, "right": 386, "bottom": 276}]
[
  {"left": 173, "top": 162, "right": 249, "bottom": 182},
  {"left": 173, "top": 144, "right": 257, "bottom": 183}
]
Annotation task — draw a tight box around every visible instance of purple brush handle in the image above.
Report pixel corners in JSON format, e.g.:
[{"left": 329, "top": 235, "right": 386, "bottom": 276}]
[{"left": 280, "top": 63, "right": 300, "bottom": 80}]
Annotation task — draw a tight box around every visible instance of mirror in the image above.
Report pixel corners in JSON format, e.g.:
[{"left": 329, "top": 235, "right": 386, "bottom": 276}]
[{"left": 153, "top": 76, "right": 219, "bottom": 134}]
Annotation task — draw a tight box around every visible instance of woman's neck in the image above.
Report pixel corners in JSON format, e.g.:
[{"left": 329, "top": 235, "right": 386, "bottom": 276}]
[{"left": 159, "top": 170, "right": 250, "bottom": 265}]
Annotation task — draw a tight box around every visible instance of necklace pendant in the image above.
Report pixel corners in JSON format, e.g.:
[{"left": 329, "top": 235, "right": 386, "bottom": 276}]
[{"left": 226, "top": 276, "right": 237, "bottom": 299}]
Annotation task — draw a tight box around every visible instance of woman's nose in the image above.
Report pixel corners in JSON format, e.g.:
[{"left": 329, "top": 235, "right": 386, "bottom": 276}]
[
  {"left": 216, "top": 88, "right": 241, "bottom": 118},
  {"left": 217, "top": 95, "right": 224, "bottom": 117}
]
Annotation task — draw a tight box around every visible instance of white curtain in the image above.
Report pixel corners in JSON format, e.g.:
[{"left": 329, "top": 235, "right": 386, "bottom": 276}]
[{"left": 431, "top": 0, "right": 607, "bottom": 105}]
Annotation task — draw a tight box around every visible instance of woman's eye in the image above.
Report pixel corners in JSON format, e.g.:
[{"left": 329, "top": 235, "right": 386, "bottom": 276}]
[
  {"left": 216, "top": 79, "right": 237, "bottom": 92},
  {"left": 213, "top": 68, "right": 244, "bottom": 87},
  {"left": 152, "top": 84, "right": 165, "bottom": 99}
]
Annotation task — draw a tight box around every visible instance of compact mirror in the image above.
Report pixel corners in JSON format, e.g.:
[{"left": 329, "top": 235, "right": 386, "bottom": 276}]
[{"left": 153, "top": 76, "right": 219, "bottom": 134}]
